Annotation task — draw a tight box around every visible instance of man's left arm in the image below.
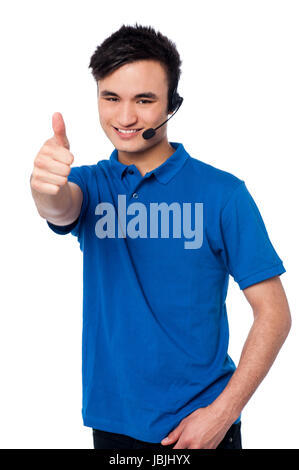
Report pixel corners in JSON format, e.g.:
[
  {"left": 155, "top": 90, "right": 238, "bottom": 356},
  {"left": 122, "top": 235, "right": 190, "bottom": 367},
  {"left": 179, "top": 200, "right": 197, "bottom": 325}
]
[{"left": 161, "top": 275, "right": 291, "bottom": 449}]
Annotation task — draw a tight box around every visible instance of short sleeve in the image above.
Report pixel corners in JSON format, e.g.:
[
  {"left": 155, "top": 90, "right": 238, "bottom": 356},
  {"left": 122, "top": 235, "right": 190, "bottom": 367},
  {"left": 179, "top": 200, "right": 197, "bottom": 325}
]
[
  {"left": 219, "top": 181, "right": 286, "bottom": 290},
  {"left": 46, "top": 165, "right": 90, "bottom": 240}
]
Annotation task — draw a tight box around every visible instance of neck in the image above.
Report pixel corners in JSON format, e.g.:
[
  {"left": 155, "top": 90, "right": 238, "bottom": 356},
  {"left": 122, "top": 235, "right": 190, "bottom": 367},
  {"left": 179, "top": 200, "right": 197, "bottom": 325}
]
[{"left": 117, "top": 137, "right": 175, "bottom": 177}]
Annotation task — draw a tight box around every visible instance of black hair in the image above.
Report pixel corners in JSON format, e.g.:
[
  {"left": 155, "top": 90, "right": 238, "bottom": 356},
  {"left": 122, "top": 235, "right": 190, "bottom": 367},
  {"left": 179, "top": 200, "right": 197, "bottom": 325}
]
[{"left": 88, "top": 23, "right": 182, "bottom": 112}]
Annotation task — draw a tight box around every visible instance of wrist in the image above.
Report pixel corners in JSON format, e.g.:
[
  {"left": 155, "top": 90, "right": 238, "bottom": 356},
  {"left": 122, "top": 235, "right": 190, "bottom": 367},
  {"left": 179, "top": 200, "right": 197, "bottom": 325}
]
[{"left": 209, "top": 392, "right": 242, "bottom": 426}]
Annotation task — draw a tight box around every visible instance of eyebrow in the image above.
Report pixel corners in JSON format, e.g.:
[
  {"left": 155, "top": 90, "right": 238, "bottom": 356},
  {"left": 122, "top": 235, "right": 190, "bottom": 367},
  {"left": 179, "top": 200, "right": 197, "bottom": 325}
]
[{"left": 100, "top": 90, "right": 158, "bottom": 99}]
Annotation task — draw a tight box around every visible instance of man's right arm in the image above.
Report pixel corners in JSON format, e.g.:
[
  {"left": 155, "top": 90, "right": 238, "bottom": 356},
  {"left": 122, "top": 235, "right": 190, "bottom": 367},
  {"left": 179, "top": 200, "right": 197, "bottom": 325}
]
[{"left": 30, "top": 112, "right": 83, "bottom": 226}]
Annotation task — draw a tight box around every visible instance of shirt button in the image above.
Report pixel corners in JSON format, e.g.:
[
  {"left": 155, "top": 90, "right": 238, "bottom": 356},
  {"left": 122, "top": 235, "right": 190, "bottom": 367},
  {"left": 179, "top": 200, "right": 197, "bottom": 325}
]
[
  {"left": 128, "top": 169, "right": 134, "bottom": 174},
  {"left": 132, "top": 193, "right": 138, "bottom": 198}
]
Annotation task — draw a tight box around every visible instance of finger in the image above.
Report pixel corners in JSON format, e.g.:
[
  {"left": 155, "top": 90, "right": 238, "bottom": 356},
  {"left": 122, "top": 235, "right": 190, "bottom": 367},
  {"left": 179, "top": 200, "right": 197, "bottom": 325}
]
[
  {"left": 161, "top": 427, "right": 181, "bottom": 445},
  {"left": 35, "top": 154, "right": 71, "bottom": 177},
  {"left": 31, "top": 180, "right": 61, "bottom": 195},
  {"left": 52, "top": 112, "right": 70, "bottom": 149},
  {"left": 42, "top": 144, "right": 74, "bottom": 166},
  {"left": 172, "top": 438, "right": 187, "bottom": 450},
  {"left": 34, "top": 167, "right": 68, "bottom": 186}
]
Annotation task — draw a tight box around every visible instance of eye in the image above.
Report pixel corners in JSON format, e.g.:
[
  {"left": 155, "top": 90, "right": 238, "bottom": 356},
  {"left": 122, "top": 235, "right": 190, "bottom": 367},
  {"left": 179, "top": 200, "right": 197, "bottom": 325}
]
[{"left": 103, "top": 98, "right": 153, "bottom": 104}]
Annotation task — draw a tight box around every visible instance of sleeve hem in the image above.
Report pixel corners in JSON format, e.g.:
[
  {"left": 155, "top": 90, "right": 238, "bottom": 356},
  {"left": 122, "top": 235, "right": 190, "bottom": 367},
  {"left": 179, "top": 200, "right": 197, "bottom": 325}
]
[
  {"left": 46, "top": 215, "right": 80, "bottom": 235},
  {"left": 236, "top": 262, "right": 286, "bottom": 290}
]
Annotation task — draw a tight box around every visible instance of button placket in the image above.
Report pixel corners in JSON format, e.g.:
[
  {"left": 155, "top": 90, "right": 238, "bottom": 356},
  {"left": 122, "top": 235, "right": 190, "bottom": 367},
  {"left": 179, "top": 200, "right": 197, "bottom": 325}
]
[{"left": 127, "top": 168, "right": 152, "bottom": 200}]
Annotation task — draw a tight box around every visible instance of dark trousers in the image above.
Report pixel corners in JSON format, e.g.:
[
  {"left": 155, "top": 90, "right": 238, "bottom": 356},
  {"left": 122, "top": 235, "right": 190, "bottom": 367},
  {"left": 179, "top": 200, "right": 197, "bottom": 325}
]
[{"left": 93, "top": 421, "right": 242, "bottom": 449}]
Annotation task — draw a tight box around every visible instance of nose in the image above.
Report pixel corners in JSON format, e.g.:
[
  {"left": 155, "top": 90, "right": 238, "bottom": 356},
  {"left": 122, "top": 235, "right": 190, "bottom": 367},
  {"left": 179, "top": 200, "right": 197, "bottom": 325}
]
[{"left": 117, "top": 102, "right": 138, "bottom": 127}]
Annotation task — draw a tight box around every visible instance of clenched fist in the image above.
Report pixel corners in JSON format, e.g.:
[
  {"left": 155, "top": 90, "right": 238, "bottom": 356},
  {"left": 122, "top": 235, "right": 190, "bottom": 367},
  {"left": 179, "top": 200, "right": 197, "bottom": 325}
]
[{"left": 31, "top": 112, "right": 74, "bottom": 195}]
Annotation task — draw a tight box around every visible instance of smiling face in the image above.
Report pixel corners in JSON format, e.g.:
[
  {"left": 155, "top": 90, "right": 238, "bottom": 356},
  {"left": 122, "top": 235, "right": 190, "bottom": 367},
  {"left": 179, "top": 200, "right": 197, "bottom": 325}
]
[{"left": 97, "top": 59, "right": 171, "bottom": 154}]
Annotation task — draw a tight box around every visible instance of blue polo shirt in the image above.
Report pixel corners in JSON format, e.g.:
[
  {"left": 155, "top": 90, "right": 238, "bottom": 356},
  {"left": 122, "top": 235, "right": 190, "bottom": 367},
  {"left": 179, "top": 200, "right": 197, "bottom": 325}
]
[{"left": 47, "top": 142, "right": 286, "bottom": 442}]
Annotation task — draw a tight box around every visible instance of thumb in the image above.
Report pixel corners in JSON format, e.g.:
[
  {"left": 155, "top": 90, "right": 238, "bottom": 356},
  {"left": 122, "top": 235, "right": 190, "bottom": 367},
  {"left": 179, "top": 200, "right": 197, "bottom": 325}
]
[
  {"left": 161, "top": 426, "right": 181, "bottom": 445},
  {"left": 52, "top": 112, "right": 70, "bottom": 149}
]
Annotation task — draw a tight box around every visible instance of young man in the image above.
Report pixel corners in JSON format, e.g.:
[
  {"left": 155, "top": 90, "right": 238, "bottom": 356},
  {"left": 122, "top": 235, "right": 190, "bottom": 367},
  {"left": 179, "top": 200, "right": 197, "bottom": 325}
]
[{"left": 30, "top": 24, "right": 291, "bottom": 450}]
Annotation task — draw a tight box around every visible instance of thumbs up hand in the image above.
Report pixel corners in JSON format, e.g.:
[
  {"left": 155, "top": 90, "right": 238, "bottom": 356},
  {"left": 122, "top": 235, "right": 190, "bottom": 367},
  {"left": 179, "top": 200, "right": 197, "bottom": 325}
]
[{"left": 31, "top": 112, "right": 74, "bottom": 195}]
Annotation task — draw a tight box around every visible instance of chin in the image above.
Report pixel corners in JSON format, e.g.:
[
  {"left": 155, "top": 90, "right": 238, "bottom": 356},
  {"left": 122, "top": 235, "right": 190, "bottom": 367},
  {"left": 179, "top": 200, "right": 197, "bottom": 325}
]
[
  {"left": 116, "top": 143, "right": 148, "bottom": 153},
  {"left": 109, "top": 135, "right": 148, "bottom": 152}
]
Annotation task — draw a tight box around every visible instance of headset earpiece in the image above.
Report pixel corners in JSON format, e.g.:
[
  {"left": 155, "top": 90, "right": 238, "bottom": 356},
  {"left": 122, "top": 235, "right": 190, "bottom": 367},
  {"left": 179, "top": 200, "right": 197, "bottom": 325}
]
[{"left": 169, "top": 88, "right": 183, "bottom": 113}]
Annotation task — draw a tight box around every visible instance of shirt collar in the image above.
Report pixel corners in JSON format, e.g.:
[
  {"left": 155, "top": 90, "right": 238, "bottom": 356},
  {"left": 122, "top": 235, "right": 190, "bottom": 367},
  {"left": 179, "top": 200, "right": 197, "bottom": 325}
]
[{"left": 109, "top": 142, "right": 190, "bottom": 185}]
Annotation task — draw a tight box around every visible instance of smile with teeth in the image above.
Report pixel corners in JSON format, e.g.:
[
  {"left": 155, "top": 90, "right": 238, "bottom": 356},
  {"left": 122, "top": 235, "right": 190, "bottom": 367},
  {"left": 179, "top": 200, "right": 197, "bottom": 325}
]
[{"left": 114, "top": 127, "right": 141, "bottom": 134}]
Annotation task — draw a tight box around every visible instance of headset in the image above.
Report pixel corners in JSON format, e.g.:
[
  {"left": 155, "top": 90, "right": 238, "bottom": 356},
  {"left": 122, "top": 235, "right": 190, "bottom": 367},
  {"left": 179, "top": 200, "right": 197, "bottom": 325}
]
[{"left": 142, "top": 87, "right": 184, "bottom": 140}]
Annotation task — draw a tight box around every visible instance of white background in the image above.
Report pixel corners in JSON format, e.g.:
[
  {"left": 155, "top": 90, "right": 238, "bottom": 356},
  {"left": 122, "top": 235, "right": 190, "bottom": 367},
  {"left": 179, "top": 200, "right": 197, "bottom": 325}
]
[{"left": 0, "top": 0, "right": 298, "bottom": 449}]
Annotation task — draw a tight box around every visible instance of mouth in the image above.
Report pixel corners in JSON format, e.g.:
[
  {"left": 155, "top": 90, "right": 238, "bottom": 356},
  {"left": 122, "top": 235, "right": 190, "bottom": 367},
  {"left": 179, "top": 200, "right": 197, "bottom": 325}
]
[{"left": 112, "top": 126, "right": 143, "bottom": 139}]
